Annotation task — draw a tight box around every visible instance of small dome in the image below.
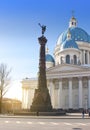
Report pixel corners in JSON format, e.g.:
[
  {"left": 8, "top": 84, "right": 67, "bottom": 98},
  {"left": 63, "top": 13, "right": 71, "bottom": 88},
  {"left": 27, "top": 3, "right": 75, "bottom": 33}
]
[
  {"left": 61, "top": 39, "right": 79, "bottom": 50},
  {"left": 45, "top": 54, "right": 55, "bottom": 63},
  {"left": 57, "top": 27, "right": 90, "bottom": 45}
]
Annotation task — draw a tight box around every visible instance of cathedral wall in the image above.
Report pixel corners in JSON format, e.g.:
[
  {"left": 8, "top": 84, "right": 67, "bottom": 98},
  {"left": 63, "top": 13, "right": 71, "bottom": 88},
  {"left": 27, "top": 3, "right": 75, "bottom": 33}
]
[
  {"left": 22, "top": 73, "right": 90, "bottom": 110},
  {"left": 46, "top": 62, "right": 54, "bottom": 68},
  {"left": 22, "top": 79, "right": 37, "bottom": 109}
]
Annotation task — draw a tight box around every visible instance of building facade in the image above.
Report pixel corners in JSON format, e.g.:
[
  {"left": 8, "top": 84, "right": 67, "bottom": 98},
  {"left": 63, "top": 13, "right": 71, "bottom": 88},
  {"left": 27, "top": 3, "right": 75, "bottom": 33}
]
[{"left": 22, "top": 16, "right": 90, "bottom": 110}]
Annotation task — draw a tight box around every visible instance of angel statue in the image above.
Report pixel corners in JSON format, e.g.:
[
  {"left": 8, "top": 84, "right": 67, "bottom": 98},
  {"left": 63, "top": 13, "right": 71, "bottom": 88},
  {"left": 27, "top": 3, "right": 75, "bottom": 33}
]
[{"left": 38, "top": 23, "right": 46, "bottom": 35}]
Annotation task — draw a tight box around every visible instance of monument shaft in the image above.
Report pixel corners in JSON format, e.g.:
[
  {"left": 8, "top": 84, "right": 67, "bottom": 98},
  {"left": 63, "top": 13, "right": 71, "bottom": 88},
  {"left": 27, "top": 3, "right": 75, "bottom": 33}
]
[
  {"left": 30, "top": 26, "right": 52, "bottom": 112},
  {"left": 38, "top": 36, "right": 47, "bottom": 89}
]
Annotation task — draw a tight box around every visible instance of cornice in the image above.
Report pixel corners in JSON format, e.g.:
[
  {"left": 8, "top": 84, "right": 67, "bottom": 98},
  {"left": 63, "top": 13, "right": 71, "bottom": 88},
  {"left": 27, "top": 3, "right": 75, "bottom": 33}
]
[{"left": 46, "top": 70, "right": 90, "bottom": 79}]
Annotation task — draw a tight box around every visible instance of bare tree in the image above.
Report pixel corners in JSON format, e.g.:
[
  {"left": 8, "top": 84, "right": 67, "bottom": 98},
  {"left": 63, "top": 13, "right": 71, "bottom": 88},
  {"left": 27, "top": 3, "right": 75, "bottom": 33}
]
[{"left": 0, "top": 63, "right": 11, "bottom": 113}]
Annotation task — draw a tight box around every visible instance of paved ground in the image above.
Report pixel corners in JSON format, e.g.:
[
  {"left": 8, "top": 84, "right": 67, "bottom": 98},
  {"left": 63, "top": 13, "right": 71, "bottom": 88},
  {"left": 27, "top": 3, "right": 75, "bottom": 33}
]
[
  {"left": 0, "top": 113, "right": 90, "bottom": 119},
  {"left": 0, "top": 115, "right": 90, "bottom": 130}
]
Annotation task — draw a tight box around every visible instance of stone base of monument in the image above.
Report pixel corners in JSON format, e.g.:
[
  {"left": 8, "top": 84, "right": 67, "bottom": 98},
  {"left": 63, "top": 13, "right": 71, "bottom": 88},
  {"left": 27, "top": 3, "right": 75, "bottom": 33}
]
[
  {"left": 30, "top": 88, "right": 52, "bottom": 112},
  {"left": 14, "top": 110, "right": 66, "bottom": 116}
]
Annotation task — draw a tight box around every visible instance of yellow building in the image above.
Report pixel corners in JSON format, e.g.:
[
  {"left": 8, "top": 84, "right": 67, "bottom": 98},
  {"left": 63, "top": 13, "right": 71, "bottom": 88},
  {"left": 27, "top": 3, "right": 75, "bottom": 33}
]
[{"left": 2, "top": 98, "right": 22, "bottom": 113}]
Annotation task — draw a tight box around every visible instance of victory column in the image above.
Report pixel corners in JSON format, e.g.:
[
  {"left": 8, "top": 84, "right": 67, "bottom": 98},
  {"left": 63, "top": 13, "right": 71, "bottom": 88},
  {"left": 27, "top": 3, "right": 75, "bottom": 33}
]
[{"left": 30, "top": 24, "right": 52, "bottom": 112}]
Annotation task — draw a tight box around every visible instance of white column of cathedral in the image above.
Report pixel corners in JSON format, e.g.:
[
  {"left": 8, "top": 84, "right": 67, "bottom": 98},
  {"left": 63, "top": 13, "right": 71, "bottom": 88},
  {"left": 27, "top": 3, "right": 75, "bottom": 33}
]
[
  {"left": 82, "top": 50, "right": 84, "bottom": 64},
  {"left": 89, "top": 52, "right": 90, "bottom": 64},
  {"left": 22, "top": 88, "right": 24, "bottom": 108},
  {"left": 25, "top": 89, "right": 28, "bottom": 109},
  {"left": 83, "top": 50, "right": 85, "bottom": 64},
  {"left": 49, "top": 80, "right": 55, "bottom": 108},
  {"left": 87, "top": 51, "right": 89, "bottom": 64},
  {"left": 70, "top": 55, "right": 73, "bottom": 64},
  {"left": 77, "top": 56, "right": 79, "bottom": 64},
  {"left": 58, "top": 79, "right": 62, "bottom": 109},
  {"left": 78, "top": 77, "right": 83, "bottom": 108},
  {"left": 69, "top": 78, "right": 72, "bottom": 108},
  {"left": 80, "top": 50, "right": 83, "bottom": 64},
  {"left": 49, "top": 80, "right": 53, "bottom": 97},
  {"left": 88, "top": 77, "right": 90, "bottom": 108},
  {"left": 22, "top": 88, "right": 26, "bottom": 109}
]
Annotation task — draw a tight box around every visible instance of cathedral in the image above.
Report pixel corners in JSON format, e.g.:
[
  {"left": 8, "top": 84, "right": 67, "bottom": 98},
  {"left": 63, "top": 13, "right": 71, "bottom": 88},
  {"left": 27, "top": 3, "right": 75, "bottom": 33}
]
[{"left": 22, "top": 16, "right": 90, "bottom": 110}]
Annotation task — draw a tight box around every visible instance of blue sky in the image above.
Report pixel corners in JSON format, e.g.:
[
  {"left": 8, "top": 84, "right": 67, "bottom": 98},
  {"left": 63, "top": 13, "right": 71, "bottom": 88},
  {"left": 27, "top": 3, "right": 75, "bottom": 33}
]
[{"left": 0, "top": 0, "right": 90, "bottom": 81}]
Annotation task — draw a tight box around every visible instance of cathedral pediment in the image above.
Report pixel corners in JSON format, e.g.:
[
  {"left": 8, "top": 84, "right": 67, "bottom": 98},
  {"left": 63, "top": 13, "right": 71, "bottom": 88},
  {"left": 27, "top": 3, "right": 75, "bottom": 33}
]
[
  {"left": 46, "top": 64, "right": 90, "bottom": 79},
  {"left": 47, "top": 63, "right": 89, "bottom": 73}
]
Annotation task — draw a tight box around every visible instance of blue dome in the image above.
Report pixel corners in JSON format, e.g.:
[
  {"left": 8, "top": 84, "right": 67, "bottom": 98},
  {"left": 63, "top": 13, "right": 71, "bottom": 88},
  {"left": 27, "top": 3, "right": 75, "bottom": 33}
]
[
  {"left": 61, "top": 39, "right": 79, "bottom": 50},
  {"left": 57, "top": 27, "right": 90, "bottom": 45},
  {"left": 45, "top": 54, "right": 55, "bottom": 63}
]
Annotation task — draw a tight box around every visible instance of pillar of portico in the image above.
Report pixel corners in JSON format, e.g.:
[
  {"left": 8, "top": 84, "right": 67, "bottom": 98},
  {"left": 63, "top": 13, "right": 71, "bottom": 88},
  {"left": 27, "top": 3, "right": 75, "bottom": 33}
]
[
  {"left": 22, "top": 88, "right": 24, "bottom": 109},
  {"left": 83, "top": 50, "right": 85, "bottom": 64},
  {"left": 68, "top": 78, "right": 72, "bottom": 109},
  {"left": 49, "top": 80, "right": 55, "bottom": 108},
  {"left": 70, "top": 55, "right": 73, "bottom": 64},
  {"left": 78, "top": 77, "right": 83, "bottom": 109},
  {"left": 58, "top": 78, "right": 62, "bottom": 109},
  {"left": 80, "top": 50, "right": 82, "bottom": 64},
  {"left": 88, "top": 77, "right": 90, "bottom": 108},
  {"left": 89, "top": 52, "right": 90, "bottom": 64},
  {"left": 22, "top": 88, "right": 27, "bottom": 109}
]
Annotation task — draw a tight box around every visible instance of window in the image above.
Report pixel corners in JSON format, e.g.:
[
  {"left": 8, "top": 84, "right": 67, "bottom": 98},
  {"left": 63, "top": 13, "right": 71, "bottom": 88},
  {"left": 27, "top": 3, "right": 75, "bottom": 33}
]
[
  {"left": 85, "top": 52, "right": 87, "bottom": 64},
  {"left": 72, "top": 22, "right": 74, "bottom": 25},
  {"left": 66, "top": 55, "right": 70, "bottom": 64},
  {"left": 73, "top": 55, "right": 77, "bottom": 64}
]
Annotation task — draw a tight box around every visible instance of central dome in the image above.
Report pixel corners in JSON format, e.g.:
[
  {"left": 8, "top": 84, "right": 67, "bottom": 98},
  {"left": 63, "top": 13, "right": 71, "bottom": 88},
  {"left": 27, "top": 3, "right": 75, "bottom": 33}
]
[
  {"left": 57, "top": 27, "right": 90, "bottom": 45},
  {"left": 61, "top": 39, "right": 79, "bottom": 50}
]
